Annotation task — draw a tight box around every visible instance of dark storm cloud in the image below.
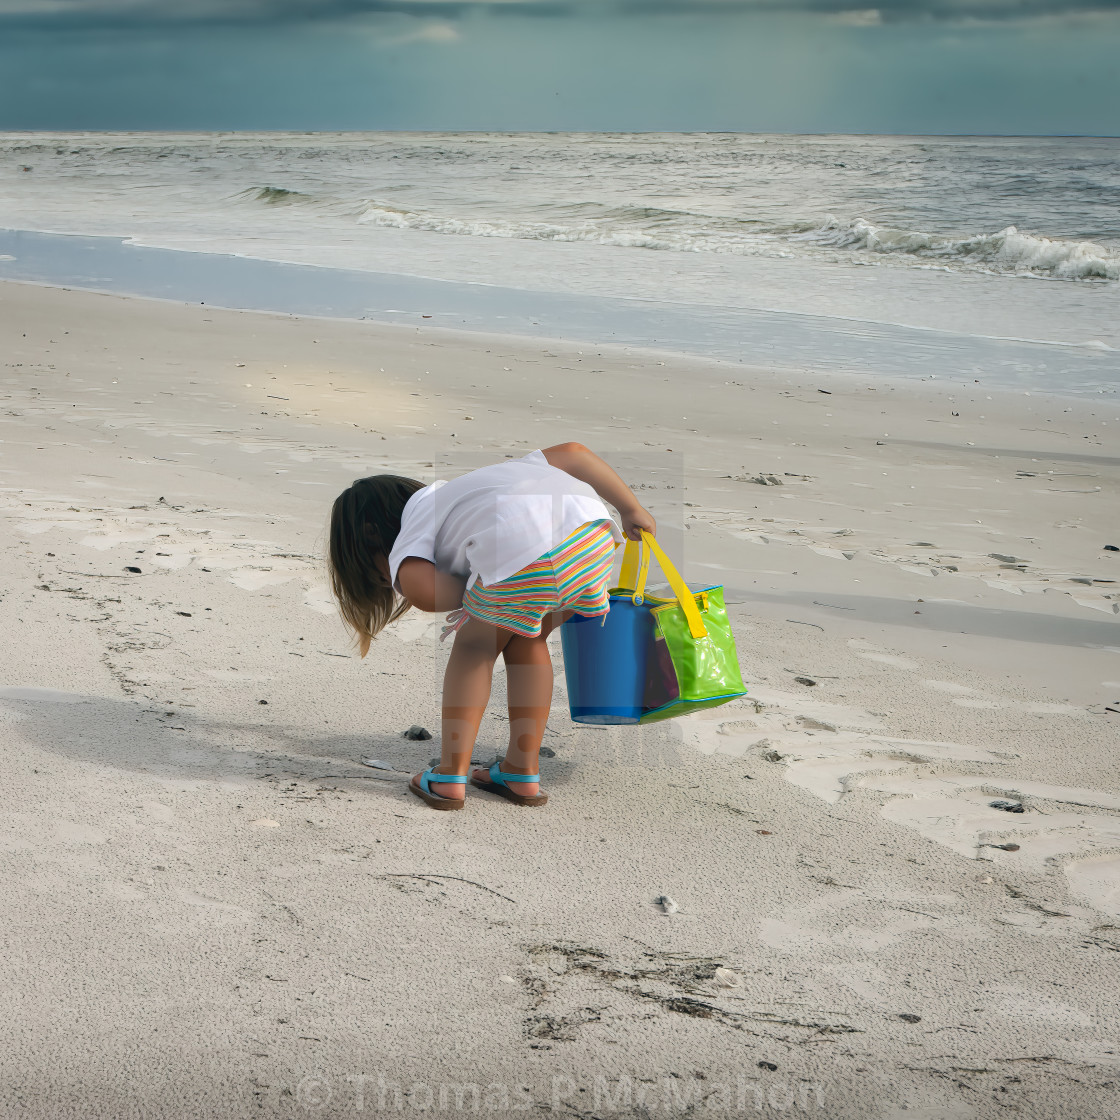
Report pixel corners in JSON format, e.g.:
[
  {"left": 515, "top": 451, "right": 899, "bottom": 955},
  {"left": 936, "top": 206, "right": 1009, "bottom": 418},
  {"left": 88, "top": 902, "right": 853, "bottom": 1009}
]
[
  {"left": 619, "top": 0, "right": 1120, "bottom": 20},
  {"left": 1, "top": 0, "right": 1117, "bottom": 28}
]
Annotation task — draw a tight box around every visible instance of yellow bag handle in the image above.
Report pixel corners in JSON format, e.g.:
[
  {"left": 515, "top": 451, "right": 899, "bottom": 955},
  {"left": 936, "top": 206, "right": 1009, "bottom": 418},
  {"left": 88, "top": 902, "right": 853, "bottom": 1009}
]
[
  {"left": 617, "top": 530, "right": 708, "bottom": 640},
  {"left": 617, "top": 529, "right": 649, "bottom": 595}
]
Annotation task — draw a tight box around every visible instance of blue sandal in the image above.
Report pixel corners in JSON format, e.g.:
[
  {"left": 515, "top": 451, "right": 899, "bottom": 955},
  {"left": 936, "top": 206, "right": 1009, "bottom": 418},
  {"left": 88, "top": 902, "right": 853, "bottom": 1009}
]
[
  {"left": 470, "top": 759, "right": 548, "bottom": 807},
  {"left": 409, "top": 768, "right": 468, "bottom": 811}
]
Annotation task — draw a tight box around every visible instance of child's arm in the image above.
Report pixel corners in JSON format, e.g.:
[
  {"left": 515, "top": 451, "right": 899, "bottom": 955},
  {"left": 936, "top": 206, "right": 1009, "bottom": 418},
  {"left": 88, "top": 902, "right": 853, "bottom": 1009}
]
[
  {"left": 396, "top": 557, "right": 466, "bottom": 614},
  {"left": 542, "top": 442, "right": 657, "bottom": 541}
]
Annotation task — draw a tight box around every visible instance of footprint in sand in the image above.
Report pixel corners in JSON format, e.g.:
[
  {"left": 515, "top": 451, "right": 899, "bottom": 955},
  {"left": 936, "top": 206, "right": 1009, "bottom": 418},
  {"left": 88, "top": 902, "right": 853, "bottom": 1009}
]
[
  {"left": 921, "top": 679, "right": 974, "bottom": 695},
  {"left": 176, "top": 889, "right": 255, "bottom": 928},
  {"left": 386, "top": 613, "right": 445, "bottom": 643},
  {"left": 692, "top": 509, "right": 1120, "bottom": 616},
  {"left": 921, "top": 680, "right": 1004, "bottom": 709},
  {"left": 3, "top": 489, "right": 332, "bottom": 614},
  {"left": 227, "top": 567, "right": 301, "bottom": 591},
  {"left": 848, "top": 640, "right": 919, "bottom": 670},
  {"left": 681, "top": 685, "right": 1120, "bottom": 919},
  {"left": 303, "top": 581, "right": 337, "bottom": 616}
]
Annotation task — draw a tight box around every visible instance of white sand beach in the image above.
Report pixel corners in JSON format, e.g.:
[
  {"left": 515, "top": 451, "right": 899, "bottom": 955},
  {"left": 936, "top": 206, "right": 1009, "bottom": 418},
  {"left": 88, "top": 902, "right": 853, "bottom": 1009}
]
[{"left": 1, "top": 280, "right": 1118, "bottom": 1119}]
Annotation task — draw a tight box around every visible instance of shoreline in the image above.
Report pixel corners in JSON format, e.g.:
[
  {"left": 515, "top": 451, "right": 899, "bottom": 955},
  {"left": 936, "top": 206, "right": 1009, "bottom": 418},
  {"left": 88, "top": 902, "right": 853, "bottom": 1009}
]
[{"left": 2, "top": 226, "right": 1118, "bottom": 399}]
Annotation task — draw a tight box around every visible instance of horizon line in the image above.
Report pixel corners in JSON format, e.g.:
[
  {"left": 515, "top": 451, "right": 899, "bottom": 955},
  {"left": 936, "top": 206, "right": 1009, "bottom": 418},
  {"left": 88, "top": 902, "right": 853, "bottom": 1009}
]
[{"left": 1, "top": 128, "right": 1118, "bottom": 139}]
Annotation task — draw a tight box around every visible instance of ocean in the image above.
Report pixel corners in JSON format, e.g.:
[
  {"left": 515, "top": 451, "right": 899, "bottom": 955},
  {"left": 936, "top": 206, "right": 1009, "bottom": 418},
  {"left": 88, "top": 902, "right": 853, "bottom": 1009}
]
[{"left": 1, "top": 131, "right": 1118, "bottom": 396}]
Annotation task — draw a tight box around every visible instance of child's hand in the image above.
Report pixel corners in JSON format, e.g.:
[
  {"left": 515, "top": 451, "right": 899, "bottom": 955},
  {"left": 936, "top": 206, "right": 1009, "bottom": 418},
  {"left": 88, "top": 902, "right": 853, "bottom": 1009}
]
[{"left": 620, "top": 505, "right": 657, "bottom": 542}]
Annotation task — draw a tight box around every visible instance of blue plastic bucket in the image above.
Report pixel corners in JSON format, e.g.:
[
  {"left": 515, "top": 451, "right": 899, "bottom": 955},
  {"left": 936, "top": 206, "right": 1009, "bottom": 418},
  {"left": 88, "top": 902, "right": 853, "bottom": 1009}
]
[{"left": 560, "top": 596, "right": 652, "bottom": 725}]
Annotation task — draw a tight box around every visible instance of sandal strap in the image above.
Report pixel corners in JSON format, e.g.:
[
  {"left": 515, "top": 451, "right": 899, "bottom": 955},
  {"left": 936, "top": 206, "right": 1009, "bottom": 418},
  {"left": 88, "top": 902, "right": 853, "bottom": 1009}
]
[
  {"left": 490, "top": 760, "right": 539, "bottom": 785},
  {"left": 421, "top": 768, "right": 468, "bottom": 793}
]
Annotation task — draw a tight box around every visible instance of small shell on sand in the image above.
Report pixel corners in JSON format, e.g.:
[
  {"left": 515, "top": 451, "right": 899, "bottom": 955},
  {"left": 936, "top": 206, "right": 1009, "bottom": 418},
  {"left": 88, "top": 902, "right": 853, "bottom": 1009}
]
[{"left": 714, "top": 967, "right": 742, "bottom": 988}]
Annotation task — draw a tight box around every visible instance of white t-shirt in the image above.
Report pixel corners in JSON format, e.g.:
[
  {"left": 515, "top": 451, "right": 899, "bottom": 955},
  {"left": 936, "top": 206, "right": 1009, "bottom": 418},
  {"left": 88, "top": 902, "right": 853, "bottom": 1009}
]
[{"left": 388, "top": 449, "right": 624, "bottom": 592}]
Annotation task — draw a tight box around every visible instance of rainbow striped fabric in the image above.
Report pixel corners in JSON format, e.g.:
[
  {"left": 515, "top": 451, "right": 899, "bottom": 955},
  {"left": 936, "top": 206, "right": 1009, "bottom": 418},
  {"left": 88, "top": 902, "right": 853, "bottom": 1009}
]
[{"left": 462, "top": 519, "right": 618, "bottom": 637}]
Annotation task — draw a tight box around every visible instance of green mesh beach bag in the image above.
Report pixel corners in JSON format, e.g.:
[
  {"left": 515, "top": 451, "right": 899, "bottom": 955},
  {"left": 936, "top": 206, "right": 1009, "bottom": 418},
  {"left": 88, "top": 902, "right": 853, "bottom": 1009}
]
[{"left": 561, "top": 530, "right": 746, "bottom": 725}]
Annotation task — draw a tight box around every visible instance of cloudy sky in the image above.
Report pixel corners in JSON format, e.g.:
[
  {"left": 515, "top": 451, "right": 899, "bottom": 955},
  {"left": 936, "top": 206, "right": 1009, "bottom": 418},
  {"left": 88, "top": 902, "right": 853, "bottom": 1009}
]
[{"left": 1, "top": 1, "right": 1117, "bottom": 133}]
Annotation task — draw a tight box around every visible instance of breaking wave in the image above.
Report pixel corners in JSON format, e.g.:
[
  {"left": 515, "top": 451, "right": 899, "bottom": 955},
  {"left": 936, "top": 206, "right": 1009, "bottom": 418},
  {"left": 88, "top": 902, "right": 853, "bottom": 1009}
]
[
  {"left": 226, "top": 158, "right": 1120, "bottom": 285},
  {"left": 242, "top": 185, "right": 313, "bottom": 205},
  {"left": 348, "top": 199, "right": 1120, "bottom": 282},
  {"left": 794, "top": 218, "right": 1120, "bottom": 282}
]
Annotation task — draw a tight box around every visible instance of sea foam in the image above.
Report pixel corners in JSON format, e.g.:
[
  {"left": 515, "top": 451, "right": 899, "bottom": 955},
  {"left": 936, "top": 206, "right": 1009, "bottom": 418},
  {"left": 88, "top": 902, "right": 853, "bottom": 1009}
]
[
  {"left": 351, "top": 200, "right": 1120, "bottom": 283},
  {"left": 799, "top": 217, "right": 1120, "bottom": 281}
]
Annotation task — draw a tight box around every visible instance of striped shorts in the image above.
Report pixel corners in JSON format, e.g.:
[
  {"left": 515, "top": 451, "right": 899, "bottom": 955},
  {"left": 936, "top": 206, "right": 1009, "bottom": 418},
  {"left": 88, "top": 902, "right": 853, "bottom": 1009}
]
[{"left": 462, "top": 520, "right": 618, "bottom": 637}]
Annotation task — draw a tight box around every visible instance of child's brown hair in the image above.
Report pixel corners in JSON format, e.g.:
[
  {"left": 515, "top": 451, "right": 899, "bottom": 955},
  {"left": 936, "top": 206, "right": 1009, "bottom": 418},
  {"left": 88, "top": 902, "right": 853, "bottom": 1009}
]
[{"left": 328, "top": 474, "right": 424, "bottom": 656}]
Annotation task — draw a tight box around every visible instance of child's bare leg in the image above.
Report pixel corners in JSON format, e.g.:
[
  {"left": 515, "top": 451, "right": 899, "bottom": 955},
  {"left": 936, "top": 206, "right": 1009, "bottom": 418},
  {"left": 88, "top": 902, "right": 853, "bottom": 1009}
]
[
  {"left": 424, "top": 618, "right": 511, "bottom": 799},
  {"left": 473, "top": 612, "right": 566, "bottom": 796}
]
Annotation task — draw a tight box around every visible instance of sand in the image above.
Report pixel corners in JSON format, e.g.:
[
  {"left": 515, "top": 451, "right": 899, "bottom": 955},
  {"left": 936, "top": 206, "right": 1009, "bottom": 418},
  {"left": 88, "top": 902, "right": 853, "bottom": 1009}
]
[{"left": 0, "top": 280, "right": 1118, "bottom": 1119}]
